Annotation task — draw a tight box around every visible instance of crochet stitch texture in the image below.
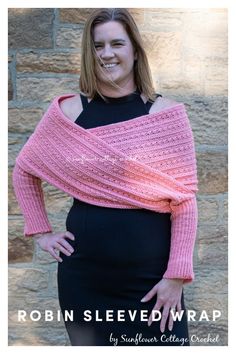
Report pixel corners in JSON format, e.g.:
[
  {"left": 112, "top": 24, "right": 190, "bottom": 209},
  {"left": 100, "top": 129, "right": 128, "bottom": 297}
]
[{"left": 12, "top": 94, "right": 198, "bottom": 283}]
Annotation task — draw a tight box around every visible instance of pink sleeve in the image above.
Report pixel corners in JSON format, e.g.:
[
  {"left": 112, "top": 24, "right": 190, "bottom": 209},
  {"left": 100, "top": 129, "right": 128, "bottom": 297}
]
[
  {"left": 12, "top": 163, "right": 52, "bottom": 237},
  {"left": 162, "top": 196, "right": 198, "bottom": 284},
  {"left": 162, "top": 105, "right": 198, "bottom": 284}
]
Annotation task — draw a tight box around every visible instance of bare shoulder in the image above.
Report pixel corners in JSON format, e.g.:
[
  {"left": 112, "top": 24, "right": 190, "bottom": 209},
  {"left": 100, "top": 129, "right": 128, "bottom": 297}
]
[
  {"left": 59, "top": 94, "right": 83, "bottom": 122},
  {"left": 149, "top": 96, "right": 180, "bottom": 114}
]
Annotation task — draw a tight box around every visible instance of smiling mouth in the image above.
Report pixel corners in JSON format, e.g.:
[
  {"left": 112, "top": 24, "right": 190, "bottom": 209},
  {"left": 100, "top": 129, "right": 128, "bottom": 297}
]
[{"left": 102, "top": 63, "right": 119, "bottom": 69}]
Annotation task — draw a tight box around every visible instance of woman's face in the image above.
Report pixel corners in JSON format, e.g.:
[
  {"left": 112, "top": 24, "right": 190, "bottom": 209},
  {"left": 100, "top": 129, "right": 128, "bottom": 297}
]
[{"left": 93, "top": 21, "right": 137, "bottom": 91}]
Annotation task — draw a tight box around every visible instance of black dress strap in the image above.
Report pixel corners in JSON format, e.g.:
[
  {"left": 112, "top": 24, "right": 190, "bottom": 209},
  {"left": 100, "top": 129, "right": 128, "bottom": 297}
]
[
  {"left": 145, "top": 93, "right": 162, "bottom": 112},
  {"left": 80, "top": 94, "right": 89, "bottom": 110}
]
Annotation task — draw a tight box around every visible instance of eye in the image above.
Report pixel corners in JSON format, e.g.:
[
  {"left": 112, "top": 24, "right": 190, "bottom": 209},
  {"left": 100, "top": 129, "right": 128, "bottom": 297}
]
[
  {"left": 113, "top": 42, "right": 123, "bottom": 47},
  {"left": 95, "top": 45, "right": 102, "bottom": 49}
]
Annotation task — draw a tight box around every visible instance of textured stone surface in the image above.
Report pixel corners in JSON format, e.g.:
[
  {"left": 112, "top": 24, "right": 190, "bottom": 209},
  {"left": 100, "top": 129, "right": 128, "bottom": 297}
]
[
  {"left": 16, "top": 77, "right": 79, "bottom": 102},
  {"left": 8, "top": 67, "right": 13, "bottom": 100},
  {"left": 197, "top": 198, "right": 219, "bottom": 224},
  {"left": 185, "top": 96, "right": 227, "bottom": 146},
  {"left": 186, "top": 266, "right": 227, "bottom": 296},
  {"left": 8, "top": 9, "right": 54, "bottom": 49},
  {"left": 144, "top": 9, "right": 184, "bottom": 30},
  {"left": 197, "top": 224, "right": 227, "bottom": 243},
  {"left": 56, "top": 27, "right": 83, "bottom": 49},
  {"left": 8, "top": 326, "right": 69, "bottom": 346},
  {"left": 8, "top": 217, "right": 34, "bottom": 263},
  {"left": 197, "top": 152, "right": 228, "bottom": 194},
  {"left": 8, "top": 133, "right": 29, "bottom": 167},
  {"left": 8, "top": 107, "right": 44, "bottom": 133},
  {"left": 189, "top": 322, "right": 228, "bottom": 346},
  {"left": 41, "top": 183, "right": 72, "bottom": 213},
  {"left": 8, "top": 268, "right": 49, "bottom": 295},
  {"left": 16, "top": 52, "right": 81, "bottom": 74},
  {"left": 59, "top": 8, "right": 94, "bottom": 24},
  {"left": 143, "top": 31, "right": 182, "bottom": 76},
  {"left": 197, "top": 242, "right": 227, "bottom": 266}
]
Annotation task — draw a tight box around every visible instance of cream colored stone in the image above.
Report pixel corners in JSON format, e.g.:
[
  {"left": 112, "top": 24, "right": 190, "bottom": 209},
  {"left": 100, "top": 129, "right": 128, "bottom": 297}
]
[
  {"left": 8, "top": 268, "right": 48, "bottom": 295},
  {"left": 184, "top": 97, "right": 227, "bottom": 146},
  {"left": 197, "top": 199, "right": 219, "bottom": 223},
  {"left": 59, "top": 8, "right": 94, "bottom": 23},
  {"left": 197, "top": 152, "right": 228, "bottom": 194},
  {"left": 8, "top": 107, "right": 44, "bottom": 133},
  {"left": 197, "top": 242, "right": 227, "bottom": 266},
  {"left": 197, "top": 225, "right": 227, "bottom": 243},
  {"left": 56, "top": 27, "right": 83, "bottom": 49},
  {"left": 8, "top": 217, "right": 34, "bottom": 263},
  {"left": 8, "top": 133, "right": 28, "bottom": 167},
  {"left": 16, "top": 52, "right": 81, "bottom": 74},
  {"left": 16, "top": 77, "right": 79, "bottom": 102}
]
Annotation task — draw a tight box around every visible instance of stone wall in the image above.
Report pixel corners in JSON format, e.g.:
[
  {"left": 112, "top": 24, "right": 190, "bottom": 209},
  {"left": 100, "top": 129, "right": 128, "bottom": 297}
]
[{"left": 8, "top": 8, "right": 228, "bottom": 346}]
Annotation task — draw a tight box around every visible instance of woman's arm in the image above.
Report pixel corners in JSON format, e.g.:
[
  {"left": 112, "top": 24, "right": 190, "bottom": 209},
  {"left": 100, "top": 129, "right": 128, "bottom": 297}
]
[{"left": 12, "top": 163, "right": 52, "bottom": 237}]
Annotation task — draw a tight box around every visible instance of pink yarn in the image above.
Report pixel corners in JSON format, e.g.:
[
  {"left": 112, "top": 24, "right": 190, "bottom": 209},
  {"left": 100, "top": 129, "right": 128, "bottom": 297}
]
[{"left": 12, "top": 94, "right": 198, "bottom": 283}]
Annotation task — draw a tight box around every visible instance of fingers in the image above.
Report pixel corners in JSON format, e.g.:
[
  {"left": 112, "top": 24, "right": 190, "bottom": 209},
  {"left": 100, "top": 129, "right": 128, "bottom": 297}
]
[
  {"left": 54, "top": 241, "right": 72, "bottom": 257},
  {"left": 64, "top": 231, "right": 75, "bottom": 241},
  {"left": 168, "top": 306, "right": 176, "bottom": 332},
  {"left": 37, "top": 231, "right": 77, "bottom": 262},
  {"left": 58, "top": 238, "right": 74, "bottom": 254},
  {"left": 177, "top": 300, "right": 182, "bottom": 312},
  {"left": 147, "top": 298, "right": 163, "bottom": 327},
  {"left": 141, "top": 284, "right": 157, "bottom": 303},
  {"left": 48, "top": 247, "right": 63, "bottom": 263},
  {"left": 148, "top": 303, "right": 177, "bottom": 333}
]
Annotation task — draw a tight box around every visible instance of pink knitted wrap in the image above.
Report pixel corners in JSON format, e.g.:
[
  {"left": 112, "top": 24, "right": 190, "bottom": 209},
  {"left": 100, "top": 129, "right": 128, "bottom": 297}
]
[{"left": 12, "top": 94, "right": 198, "bottom": 283}]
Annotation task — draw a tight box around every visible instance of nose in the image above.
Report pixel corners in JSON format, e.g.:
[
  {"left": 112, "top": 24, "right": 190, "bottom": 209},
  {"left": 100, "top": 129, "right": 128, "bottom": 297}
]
[{"left": 100, "top": 45, "right": 115, "bottom": 59}]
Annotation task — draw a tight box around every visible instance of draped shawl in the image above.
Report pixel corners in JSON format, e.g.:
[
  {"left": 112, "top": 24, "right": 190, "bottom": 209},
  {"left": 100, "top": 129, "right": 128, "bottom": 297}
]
[{"left": 12, "top": 94, "right": 198, "bottom": 283}]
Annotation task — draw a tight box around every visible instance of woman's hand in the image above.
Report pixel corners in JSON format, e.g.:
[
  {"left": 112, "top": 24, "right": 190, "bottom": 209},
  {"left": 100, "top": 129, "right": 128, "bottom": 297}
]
[
  {"left": 34, "top": 231, "right": 75, "bottom": 262},
  {"left": 140, "top": 278, "right": 184, "bottom": 333}
]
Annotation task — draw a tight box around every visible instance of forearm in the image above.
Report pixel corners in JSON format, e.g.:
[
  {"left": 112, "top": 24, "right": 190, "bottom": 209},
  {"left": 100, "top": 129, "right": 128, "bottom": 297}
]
[
  {"left": 163, "top": 196, "right": 198, "bottom": 283},
  {"left": 12, "top": 163, "right": 52, "bottom": 236}
]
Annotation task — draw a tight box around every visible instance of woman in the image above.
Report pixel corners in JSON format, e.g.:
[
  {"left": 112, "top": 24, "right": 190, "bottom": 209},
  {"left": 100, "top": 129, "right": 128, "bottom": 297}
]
[{"left": 12, "top": 8, "right": 198, "bottom": 346}]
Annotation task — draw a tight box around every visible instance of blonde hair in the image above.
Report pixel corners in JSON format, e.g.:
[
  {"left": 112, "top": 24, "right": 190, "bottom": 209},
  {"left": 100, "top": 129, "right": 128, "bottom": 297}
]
[{"left": 79, "top": 8, "right": 157, "bottom": 102}]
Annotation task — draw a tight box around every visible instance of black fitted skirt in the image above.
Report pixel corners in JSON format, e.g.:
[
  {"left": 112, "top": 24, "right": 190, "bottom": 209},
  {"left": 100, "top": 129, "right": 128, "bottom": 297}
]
[{"left": 57, "top": 199, "right": 189, "bottom": 346}]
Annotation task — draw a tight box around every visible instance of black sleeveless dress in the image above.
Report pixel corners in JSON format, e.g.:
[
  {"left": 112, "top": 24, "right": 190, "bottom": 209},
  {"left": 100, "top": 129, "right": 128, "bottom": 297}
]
[{"left": 57, "top": 90, "right": 190, "bottom": 346}]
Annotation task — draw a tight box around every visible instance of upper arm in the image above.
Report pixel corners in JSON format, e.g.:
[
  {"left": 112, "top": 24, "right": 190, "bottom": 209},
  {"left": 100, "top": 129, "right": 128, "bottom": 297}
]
[
  {"left": 59, "top": 94, "right": 83, "bottom": 122},
  {"left": 149, "top": 97, "right": 179, "bottom": 114}
]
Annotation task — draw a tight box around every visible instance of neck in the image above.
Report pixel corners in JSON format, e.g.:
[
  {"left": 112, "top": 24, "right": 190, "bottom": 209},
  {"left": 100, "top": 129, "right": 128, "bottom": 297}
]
[{"left": 97, "top": 78, "right": 136, "bottom": 98}]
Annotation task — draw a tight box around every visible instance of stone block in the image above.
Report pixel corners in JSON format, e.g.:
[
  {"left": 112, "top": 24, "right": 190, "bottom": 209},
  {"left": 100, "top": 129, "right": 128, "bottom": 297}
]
[
  {"left": 16, "top": 77, "right": 80, "bottom": 103},
  {"left": 142, "top": 31, "right": 182, "bottom": 77},
  {"left": 189, "top": 322, "right": 228, "bottom": 346},
  {"left": 144, "top": 8, "right": 183, "bottom": 30},
  {"left": 197, "top": 242, "right": 227, "bottom": 267},
  {"left": 8, "top": 267, "right": 49, "bottom": 295},
  {"left": 183, "top": 10, "right": 227, "bottom": 60},
  {"left": 8, "top": 107, "right": 44, "bottom": 133},
  {"left": 9, "top": 168, "right": 20, "bottom": 215},
  {"left": 59, "top": 8, "right": 94, "bottom": 24},
  {"left": 8, "top": 9, "right": 54, "bottom": 49},
  {"left": 8, "top": 217, "right": 34, "bottom": 263},
  {"left": 204, "top": 58, "right": 228, "bottom": 96},
  {"left": 184, "top": 96, "right": 228, "bottom": 146},
  {"left": 196, "top": 152, "right": 228, "bottom": 194},
  {"left": 8, "top": 133, "right": 28, "bottom": 167},
  {"left": 197, "top": 198, "right": 219, "bottom": 224},
  {"left": 197, "top": 224, "right": 227, "bottom": 243},
  {"left": 190, "top": 267, "right": 228, "bottom": 296},
  {"left": 8, "top": 326, "right": 69, "bottom": 346},
  {"left": 16, "top": 52, "right": 81, "bottom": 74},
  {"left": 8, "top": 67, "right": 13, "bottom": 101},
  {"left": 42, "top": 183, "right": 72, "bottom": 213},
  {"left": 56, "top": 27, "right": 83, "bottom": 49}
]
